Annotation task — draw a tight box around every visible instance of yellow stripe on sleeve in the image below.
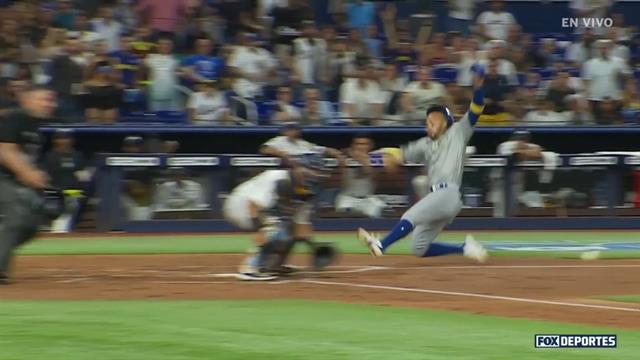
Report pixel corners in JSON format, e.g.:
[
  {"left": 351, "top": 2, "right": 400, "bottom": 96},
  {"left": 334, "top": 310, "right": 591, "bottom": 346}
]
[{"left": 470, "top": 102, "right": 485, "bottom": 115}]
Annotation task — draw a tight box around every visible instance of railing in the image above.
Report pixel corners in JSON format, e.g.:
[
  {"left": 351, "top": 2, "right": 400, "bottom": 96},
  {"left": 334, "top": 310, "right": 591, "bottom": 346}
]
[{"left": 94, "top": 153, "right": 640, "bottom": 232}]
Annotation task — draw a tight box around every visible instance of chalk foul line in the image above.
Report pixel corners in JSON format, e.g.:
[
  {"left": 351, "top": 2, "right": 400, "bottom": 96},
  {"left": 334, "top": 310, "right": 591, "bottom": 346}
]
[{"left": 301, "top": 279, "right": 640, "bottom": 313}]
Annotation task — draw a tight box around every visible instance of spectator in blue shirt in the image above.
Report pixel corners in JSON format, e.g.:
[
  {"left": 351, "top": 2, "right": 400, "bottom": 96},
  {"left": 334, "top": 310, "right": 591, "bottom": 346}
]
[
  {"left": 363, "top": 24, "right": 383, "bottom": 59},
  {"left": 346, "top": 0, "right": 376, "bottom": 35},
  {"left": 109, "top": 35, "right": 141, "bottom": 89},
  {"left": 180, "top": 37, "right": 224, "bottom": 89}
]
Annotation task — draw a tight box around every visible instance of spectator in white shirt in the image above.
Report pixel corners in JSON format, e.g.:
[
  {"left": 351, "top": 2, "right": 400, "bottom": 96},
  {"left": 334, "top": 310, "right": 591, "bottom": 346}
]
[
  {"left": 480, "top": 40, "right": 518, "bottom": 86},
  {"left": 187, "top": 80, "right": 230, "bottom": 125},
  {"left": 524, "top": 98, "right": 568, "bottom": 126},
  {"left": 154, "top": 167, "right": 207, "bottom": 211},
  {"left": 378, "top": 62, "right": 408, "bottom": 116},
  {"left": 271, "top": 85, "right": 302, "bottom": 123},
  {"left": 228, "top": 33, "right": 277, "bottom": 99},
  {"left": 564, "top": 29, "right": 596, "bottom": 66},
  {"left": 144, "top": 37, "right": 181, "bottom": 111},
  {"left": 605, "top": 28, "right": 630, "bottom": 63},
  {"left": 476, "top": 0, "right": 517, "bottom": 42},
  {"left": 91, "top": 6, "right": 123, "bottom": 52},
  {"left": 293, "top": 21, "right": 327, "bottom": 86},
  {"left": 582, "top": 39, "right": 630, "bottom": 117},
  {"left": 339, "top": 60, "right": 385, "bottom": 125},
  {"left": 447, "top": 0, "right": 478, "bottom": 36},
  {"left": 400, "top": 66, "right": 451, "bottom": 122}
]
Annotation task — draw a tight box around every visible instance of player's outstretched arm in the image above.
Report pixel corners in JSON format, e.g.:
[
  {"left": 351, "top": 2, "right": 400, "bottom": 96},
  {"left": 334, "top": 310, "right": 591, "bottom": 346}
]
[
  {"left": 379, "top": 147, "right": 403, "bottom": 173},
  {"left": 467, "top": 64, "right": 486, "bottom": 126}
]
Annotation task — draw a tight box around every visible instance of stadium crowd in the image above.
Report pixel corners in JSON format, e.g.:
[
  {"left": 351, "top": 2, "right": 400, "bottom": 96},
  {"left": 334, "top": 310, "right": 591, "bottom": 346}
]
[{"left": 0, "top": 0, "right": 638, "bottom": 126}]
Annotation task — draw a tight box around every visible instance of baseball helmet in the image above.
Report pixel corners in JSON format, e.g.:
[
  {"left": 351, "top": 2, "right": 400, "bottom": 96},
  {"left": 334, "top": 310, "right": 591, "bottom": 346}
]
[{"left": 426, "top": 104, "right": 455, "bottom": 128}]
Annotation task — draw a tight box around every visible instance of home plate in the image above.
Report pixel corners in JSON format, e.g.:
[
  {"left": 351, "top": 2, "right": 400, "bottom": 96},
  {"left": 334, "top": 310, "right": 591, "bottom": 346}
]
[{"left": 209, "top": 265, "right": 384, "bottom": 278}]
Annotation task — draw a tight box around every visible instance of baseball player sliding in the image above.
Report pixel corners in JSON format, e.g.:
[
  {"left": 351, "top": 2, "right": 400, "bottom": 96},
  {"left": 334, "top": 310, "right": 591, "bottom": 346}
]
[{"left": 358, "top": 64, "right": 488, "bottom": 262}]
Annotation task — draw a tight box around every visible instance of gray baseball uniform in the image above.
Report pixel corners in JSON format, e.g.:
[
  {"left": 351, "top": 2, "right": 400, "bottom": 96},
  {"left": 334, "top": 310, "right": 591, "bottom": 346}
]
[{"left": 400, "top": 113, "right": 474, "bottom": 256}]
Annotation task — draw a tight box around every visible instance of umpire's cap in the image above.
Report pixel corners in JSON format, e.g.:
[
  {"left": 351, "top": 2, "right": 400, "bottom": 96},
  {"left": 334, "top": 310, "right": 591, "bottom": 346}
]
[{"left": 426, "top": 105, "right": 454, "bottom": 128}]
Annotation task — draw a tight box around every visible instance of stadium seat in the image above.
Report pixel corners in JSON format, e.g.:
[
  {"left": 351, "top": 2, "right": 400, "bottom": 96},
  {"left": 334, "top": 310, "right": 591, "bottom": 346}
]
[
  {"left": 432, "top": 66, "right": 458, "bottom": 84},
  {"left": 256, "top": 100, "right": 279, "bottom": 123}
]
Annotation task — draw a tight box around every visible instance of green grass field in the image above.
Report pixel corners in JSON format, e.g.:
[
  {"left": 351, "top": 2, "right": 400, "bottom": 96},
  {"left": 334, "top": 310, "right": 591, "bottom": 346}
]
[
  {"left": 3, "top": 231, "right": 640, "bottom": 359},
  {"left": 20, "top": 231, "right": 640, "bottom": 258},
  {"left": 1, "top": 300, "right": 639, "bottom": 360}
]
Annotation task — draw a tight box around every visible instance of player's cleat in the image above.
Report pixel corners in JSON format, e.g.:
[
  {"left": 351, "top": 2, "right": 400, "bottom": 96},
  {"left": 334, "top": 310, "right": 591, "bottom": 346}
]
[
  {"left": 358, "top": 228, "right": 383, "bottom": 257},
  {"left": 237, "top": 264, "right": 278, "bottom": 281},
  {"left": 463, "top": 234, "right": 488, "bottom": 263},
  {"left": 0, "top": 272, "right": 9, "bottom": 285},
  {"left": 237, "top": 254, "right": 278, "bottom": 281},
  {"left": 237, "top": 272, "right": 278, "bottom": 281},
  {"left": 274, "top": 265, "right": 298, "bottom": 276}
]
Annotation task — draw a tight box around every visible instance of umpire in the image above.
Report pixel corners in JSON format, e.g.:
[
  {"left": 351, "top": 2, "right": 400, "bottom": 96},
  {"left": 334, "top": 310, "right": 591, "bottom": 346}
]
[{"left": 0, "top": 84, "right": 57, "bottom": 284}]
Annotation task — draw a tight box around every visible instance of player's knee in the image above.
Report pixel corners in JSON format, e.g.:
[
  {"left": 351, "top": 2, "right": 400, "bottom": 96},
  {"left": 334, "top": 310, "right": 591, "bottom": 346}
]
[{"left": 412, "top": 241, "right": 429, "bottom": 257}]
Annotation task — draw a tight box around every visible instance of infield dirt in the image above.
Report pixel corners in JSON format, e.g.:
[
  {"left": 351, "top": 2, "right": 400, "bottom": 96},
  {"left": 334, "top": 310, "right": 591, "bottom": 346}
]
[{"left": 3, "top": 254, "right": 639, "bottom": 329}]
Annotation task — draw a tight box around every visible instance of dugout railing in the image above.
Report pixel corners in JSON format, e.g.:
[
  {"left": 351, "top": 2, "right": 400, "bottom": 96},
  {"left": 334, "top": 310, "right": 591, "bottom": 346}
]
[{"left": 92, "top": 153, "right": 640, "bottom": 232}]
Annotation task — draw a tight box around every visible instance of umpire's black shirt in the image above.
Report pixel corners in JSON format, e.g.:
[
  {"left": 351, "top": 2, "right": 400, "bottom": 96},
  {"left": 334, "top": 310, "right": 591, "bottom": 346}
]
[{"left": 0, "top": 109, "right": 43, "bottom": 180}]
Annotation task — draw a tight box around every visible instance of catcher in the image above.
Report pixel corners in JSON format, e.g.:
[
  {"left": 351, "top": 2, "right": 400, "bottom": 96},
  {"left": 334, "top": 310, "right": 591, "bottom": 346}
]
[{"left": 223, "top": 154, "right": 337, "bottom": 280}]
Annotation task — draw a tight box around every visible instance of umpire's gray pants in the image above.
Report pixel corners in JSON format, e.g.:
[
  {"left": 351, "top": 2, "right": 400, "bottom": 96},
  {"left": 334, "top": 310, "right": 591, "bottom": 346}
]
[
  {"left": 0, "top": 178, "right": 44, "bottom": 273},
  {"left": 402, "top": 185, "right": 462, "bottom": 257}
]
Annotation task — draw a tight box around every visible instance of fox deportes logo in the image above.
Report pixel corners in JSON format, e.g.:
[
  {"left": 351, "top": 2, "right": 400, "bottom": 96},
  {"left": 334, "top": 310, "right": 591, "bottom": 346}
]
[{"left": 535, "top": 334, "right": 617, "bottom": 348}]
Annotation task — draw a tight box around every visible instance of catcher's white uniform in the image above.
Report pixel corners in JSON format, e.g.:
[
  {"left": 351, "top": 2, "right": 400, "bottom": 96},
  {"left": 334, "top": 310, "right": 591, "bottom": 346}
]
[{"left": 223, "top": 170, "right": 312, "bottom": 229}]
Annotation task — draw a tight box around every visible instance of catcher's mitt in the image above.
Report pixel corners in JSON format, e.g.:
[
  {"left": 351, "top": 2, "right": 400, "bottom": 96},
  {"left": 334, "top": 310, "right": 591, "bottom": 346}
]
[{"left": 311, "top": 242, "right": 338, "bottom": 270}]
